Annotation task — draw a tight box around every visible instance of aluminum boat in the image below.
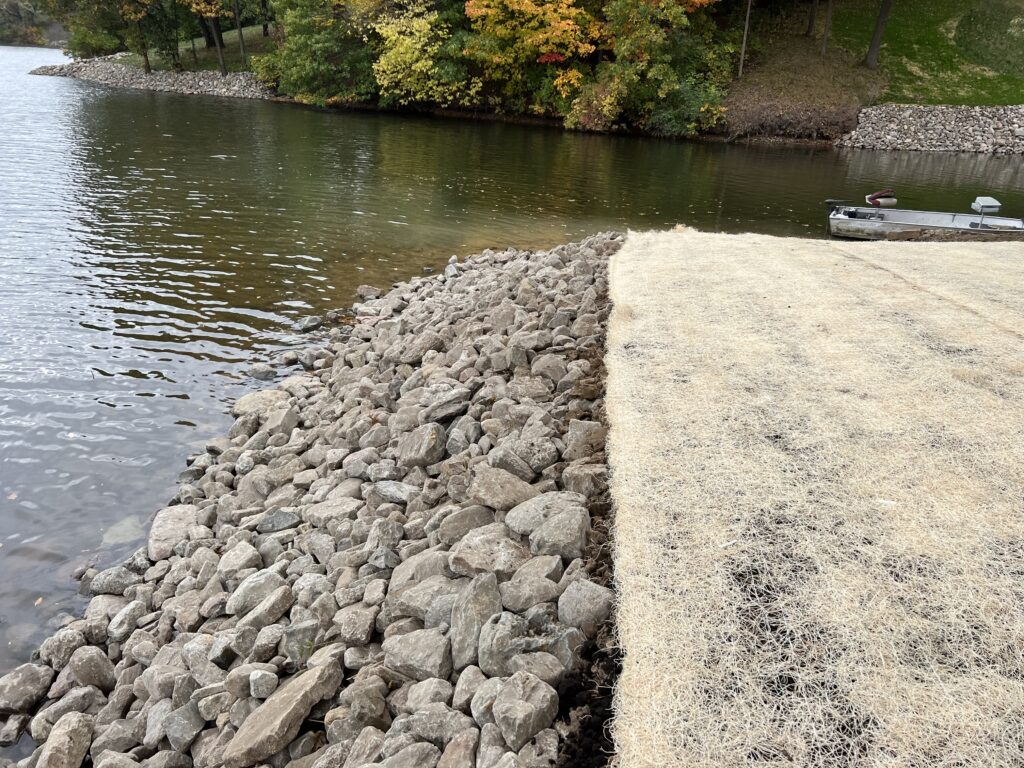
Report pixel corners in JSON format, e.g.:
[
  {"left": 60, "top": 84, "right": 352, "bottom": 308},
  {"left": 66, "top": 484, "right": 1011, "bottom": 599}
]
[{"left": 827, "top": 193, "right": 1024, "bottom": 241}]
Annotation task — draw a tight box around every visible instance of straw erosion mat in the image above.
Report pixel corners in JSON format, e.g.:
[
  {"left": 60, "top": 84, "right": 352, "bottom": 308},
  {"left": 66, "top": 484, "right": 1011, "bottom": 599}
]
[{"left": 605, "top": 231, "right": 1024, "bottom": 768}]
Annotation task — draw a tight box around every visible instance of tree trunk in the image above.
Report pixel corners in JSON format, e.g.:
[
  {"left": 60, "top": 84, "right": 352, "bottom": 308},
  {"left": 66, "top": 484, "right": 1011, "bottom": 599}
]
[
  {"left": 211, "top": 16, "right": 225, "bottom": 50},
  {"left": 138, "top": 22, "right": 152, "bottom": 73},
  {"left": 865, "top": 0, "right": 894, "bottom": 69},
  {"left": 232, "top": 0, "right": 247, "bottom": 66},
  {"left": 805, "top": 0, "right": 818, "bottom": 37},
  {"left": 820, "top": 0, "right": 833, "bottom": 56},
  {"left": 190, "top": 34, "right": 198, "bottom": 65},
  {"left": 198, "top": 15, "right": 215, "bottom": 48},
  {"left": 209, "top": 16, "right": 227, "bottom": 75},
  {"left": 261, "top": 0, "right": 268, "bottom": 36},
  {"left": 172, "top": 26, "right": 182, "bottom": 70},
  {"left": 738, "top": 0, "right": 753, "bottom": 78}
]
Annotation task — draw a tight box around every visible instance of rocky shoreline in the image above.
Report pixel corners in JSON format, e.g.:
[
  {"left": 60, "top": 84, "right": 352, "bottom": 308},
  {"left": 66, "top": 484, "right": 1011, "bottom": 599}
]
[
  {"left": 838, "top": 104, "right": 1024, "bottom": 154},
  {"left": 31, "top": 57, "right": 273, "bottom": 100},
  {"left": 0, "top": 233, "right": 623, "bottom": 768}
]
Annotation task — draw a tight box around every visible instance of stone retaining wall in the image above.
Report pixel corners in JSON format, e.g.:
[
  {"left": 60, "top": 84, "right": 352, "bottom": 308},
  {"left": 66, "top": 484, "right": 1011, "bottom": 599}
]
[
  {"left": 0, "top": 233, "right": 623, "bottom": 768},
  {"left": 838, "top": 104, "right": 1024, "bottom": 154}
]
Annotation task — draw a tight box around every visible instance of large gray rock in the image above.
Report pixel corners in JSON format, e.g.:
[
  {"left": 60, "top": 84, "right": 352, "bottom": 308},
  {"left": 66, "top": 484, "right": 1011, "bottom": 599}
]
[
  {"left": 498, "top": 577, "right": 561, "bottom": 613},
  {"left": 403, "top": 678, "right": 454, "bottom": 712},
  {"left": 378, "top": 741, "right": 441, "bottom": 768},
  {"left": 467, "top": 466, "right": 539, "bottom": 511},
  {"left": 505, "top": 493, "right": 587, "bottom": 536},
  {"left": 449, "top": 524, "right": 530, "bottom": 580},
  {"left": 391, "top": 704, "right": 474, "bottom": 748},
  {"left": 450, "top": 573, "right": 502, "bottom": 671},
  {"left": 148, "top": 504, "right": 198, "bottom": 560},
  {"left": 68, "top": 645, "right": 116, "bottom": 692},
  {"left": 164, "top": 701, "right": 205, "bottom": 751},
  {"left": 236, "top": 585, "right": 294, "bottom": 630},
  {"left": 382, "top": 628, "right": 452, "bottom": 681},
  {"left": 225, "top": 570, "right": 286, "bottom": 616},
  {"left": 452, "top": 666, "right": 487, "bottom": 713},
  {"left": 107, "top": 600, "right": 147, "bottom": 642},
  {"left": 39, "top": 628, "right": 86, "bottom": 671},
  {"left": 438, "top": 506, "right": 494, "bottom": 546},
  {"left": 36, "top": 711, "right": 94, "bottom": 768},
  {"left": 469, "top": 677, "right": 506, "bottom": 727},
  {"left": 561, "top": 419, "right": 607, "bottom": 461},
  {"left": 333, "top": 602, "right": 379, "bottom": 646},
  {"left": 90, "top": 565, "right": 143, "bottom": 595},
  {"left": 478, "top": 613, "right": 530, "bottom": 678},
  {"left": 217, "top": 541, "right": 263, "bottom": 579},
  {"left": 232, "top": 388, "right": 288, "bottom": 417},
  {"left": 397, "top": 423, "right": 446, "bottom": 468},
  {"left": 529, "top": 508, "right": 589, "bottom": 560},
  {"left": 29, "top": 685, "right": 105, "bottom": 742},
  {"left": 561, "top": 462, "right": 608, "bottom": 497},
  {"left": 437, "top": 726, "right": 479, "bottom": 768},
  {"left": 331, "top": 725, "right": 384, "bottom": 768},
  {"left": 0, "top": 663, "right": 54, "bottom": 713},
  {"left": 221, "top": 663, "right": 342, "bottom": 768},
  {"left": 491, "top": 672, "right": 558, "bottom": 751},
  {"left": 558, "top": 579, "right": 614, "bottom": 635}
]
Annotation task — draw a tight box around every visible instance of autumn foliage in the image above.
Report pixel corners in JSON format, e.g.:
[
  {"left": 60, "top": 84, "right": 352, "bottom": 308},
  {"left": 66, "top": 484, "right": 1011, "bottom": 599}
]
[{"left": 252, "top": 0, "right": 737, "bottom": 134}]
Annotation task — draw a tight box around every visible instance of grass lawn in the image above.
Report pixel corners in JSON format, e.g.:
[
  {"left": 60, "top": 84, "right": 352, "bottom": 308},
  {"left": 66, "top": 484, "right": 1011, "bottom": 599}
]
[
  {"left": 832, "top": 0, "right": 1024, "bottom": 105},
  {"left": 125, "top": 24, "right": 276, "bottom": 73}
]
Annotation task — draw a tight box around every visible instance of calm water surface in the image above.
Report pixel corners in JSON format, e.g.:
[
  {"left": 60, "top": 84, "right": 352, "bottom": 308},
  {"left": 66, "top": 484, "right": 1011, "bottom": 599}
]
[{"left": 2, "top": 44, "right": 1023, "bottom": 674}]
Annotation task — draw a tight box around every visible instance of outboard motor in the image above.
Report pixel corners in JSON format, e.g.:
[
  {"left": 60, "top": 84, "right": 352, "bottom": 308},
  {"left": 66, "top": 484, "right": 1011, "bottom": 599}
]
[{"left": 866, "top": 188, "right": 898, "bottom": 207}]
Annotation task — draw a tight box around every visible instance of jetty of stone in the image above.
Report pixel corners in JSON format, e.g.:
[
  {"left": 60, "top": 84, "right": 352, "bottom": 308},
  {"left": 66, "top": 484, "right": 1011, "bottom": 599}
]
[
  {"left": 838, "top": 104, "right": 1024, "bottom": 154},
  {"left": 0, "top": 232, "right": 622, "bottom": 768},
  {"left": 31, "top": 58, "right": 272, "bottom": 101}
]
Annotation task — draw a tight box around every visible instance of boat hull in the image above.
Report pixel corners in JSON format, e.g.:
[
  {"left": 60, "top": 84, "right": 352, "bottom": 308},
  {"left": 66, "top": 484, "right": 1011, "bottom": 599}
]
[{"left": 828, "top": 205, "right": 1024, "bottom": 241}]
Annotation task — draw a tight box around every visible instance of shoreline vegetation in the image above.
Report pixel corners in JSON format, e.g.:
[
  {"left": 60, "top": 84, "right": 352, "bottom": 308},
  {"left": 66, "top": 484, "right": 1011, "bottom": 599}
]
[
  {"left": 0, "top": 233, "right": 623, "bottom": 768},
  {"left": 32, "top": 55, "right": 1024, "bottom": 154},
  {"left": 27, "top": 0, "right": 1024, "bottom": 144}
]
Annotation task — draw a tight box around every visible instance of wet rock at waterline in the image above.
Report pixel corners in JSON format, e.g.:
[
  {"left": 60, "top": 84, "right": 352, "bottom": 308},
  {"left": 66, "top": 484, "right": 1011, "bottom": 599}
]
[{"left": 0, "top": 233, "right": 622, "bottom": 768}]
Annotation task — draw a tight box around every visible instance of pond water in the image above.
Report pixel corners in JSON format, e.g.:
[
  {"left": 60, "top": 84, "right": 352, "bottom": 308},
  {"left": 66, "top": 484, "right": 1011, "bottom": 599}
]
[{"left": 2, "top": 43, "right": 1023, "bottom": 675}]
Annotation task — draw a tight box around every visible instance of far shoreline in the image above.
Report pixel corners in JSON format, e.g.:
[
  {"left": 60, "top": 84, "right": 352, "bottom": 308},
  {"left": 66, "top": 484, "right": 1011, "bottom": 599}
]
[{"left": 25, "top": 54, "right": 1024, "bottom": 156}]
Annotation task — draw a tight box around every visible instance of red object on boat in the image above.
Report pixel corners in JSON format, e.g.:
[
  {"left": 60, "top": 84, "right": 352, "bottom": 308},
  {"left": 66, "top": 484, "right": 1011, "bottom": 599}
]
[{"left": 866, "top": 188, "right": 897, "bottom": 207}]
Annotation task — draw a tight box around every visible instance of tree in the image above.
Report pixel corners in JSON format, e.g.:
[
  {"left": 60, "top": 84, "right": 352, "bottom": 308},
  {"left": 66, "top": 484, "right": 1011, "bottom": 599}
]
[
  {"left": 372, "top": 0, "right": 480, "bottom": 107},
  {"left": 464, "top": 0, "right": 599, "bottom": 112},
  {"left": 189, "top": 0, "right": 228, "bottom": 73},
  {"left": 864, "top": 0, "right": 892, "bottom": 69},
  {"left": 738, "top": 0, "right": 752, "bottom": 77},
  {"left": 230, "top": 0, "right": 246, "bottom": 66},
  {"left": 252, "top": 0, "right": 377, "bottom": 104},
  {"left": 819, "top": 0, "right": 831, "bottom": 55},
  {"left": 567, "top": 0, "right": 724, "bottom": 135},
  {"left": 804, "top": 0, "right": 817, "bottom": 37}
]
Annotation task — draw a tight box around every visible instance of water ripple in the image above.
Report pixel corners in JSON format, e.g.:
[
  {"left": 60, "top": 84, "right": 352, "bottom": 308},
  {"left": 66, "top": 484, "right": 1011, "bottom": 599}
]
[{"left": 3, "top": 43, "right": 1024, "bottom": 691}]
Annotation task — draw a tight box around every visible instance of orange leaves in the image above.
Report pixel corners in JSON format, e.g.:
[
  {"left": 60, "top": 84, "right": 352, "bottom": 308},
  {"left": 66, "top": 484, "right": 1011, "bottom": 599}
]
[{"left": 464, "top": 0, "right": 598, "bottom": 66}]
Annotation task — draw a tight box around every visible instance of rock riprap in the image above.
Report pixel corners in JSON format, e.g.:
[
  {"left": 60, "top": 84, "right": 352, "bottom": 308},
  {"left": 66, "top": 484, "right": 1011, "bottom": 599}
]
[
  {"left": 0, "top": 233, "right": 621, "bottom": 768},
  {"left": 838, "top": 104, "right": 1024, "bottom": 154},
  {"left": 31, "top": 56, "right": 273, "bottom": 101}
]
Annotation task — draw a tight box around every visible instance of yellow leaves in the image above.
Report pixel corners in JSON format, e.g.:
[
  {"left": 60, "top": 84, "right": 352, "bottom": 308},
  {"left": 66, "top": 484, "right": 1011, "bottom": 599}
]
[
  {"left": 186, "top": 0, "right": 225, "bottom": 18},
  {"left": 373, "top": 1, "right": 481, "bottom": 108},
  {"left": 464, "top": 0, "right": 598, "bottom": 79},
  {"left": 554, "top": 67, "right": 584, "bottom": 97}
]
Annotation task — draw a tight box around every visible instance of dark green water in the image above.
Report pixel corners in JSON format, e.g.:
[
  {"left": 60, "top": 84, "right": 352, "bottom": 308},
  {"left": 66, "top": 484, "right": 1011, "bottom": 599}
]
[{"left": 2, "top": 43, "right": 1023, "bottom": 676}]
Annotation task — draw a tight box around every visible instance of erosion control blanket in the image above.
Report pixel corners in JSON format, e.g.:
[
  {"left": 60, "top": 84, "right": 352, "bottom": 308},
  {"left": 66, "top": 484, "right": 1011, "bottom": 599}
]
[{"left": 605, "top": 230, "right": 1024, "bottom": 768}]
